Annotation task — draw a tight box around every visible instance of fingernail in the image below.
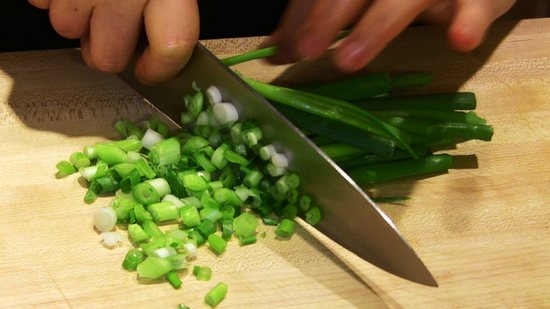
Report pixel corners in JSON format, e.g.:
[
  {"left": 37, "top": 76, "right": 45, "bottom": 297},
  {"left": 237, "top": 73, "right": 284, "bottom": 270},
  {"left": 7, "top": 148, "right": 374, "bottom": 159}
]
[{"left": 334, "top": 39, "right": 369, "bottom": 72}]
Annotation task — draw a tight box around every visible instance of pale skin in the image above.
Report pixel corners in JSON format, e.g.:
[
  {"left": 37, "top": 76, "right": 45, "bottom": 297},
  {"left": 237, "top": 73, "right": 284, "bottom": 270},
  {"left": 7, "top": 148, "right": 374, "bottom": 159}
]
[
  {"left": 28, "top": 0, "right": 516, "bottom": 84},
  {"left": 27, "top": 0, "right": 200, "bottom": 85},
  {"left": 265, "top": 0, "right": 517, "bottom": 72}
]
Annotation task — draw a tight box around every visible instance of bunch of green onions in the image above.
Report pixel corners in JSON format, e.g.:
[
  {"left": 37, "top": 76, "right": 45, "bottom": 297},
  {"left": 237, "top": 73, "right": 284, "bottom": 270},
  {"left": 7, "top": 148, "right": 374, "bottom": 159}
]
[{"left": 222, "top": 46, "right": 493, "bottom": 188}]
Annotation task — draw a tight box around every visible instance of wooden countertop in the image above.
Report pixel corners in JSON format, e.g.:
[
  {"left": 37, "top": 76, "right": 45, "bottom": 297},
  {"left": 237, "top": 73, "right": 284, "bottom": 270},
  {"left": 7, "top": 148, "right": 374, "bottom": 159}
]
[{"left": 1, "top": 18, "right": 549, "bottom": 308}]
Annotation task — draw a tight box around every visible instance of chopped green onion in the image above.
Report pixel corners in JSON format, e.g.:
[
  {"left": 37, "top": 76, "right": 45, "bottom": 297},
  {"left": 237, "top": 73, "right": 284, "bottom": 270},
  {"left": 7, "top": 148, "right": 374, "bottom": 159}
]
[
  {"left": 221, "top": 219, "right": 234, "bottom": 240},
  {"left": 93, "top": 144, "right": 129, "bottom": 165},
  {"left": 213, "top": 102, "right": 239, "bottom": 126},
  {"left": 110, "top": 196, "right": 138, "bottom": 223},
  {"left": 135, "top": 157, "right": 156, "bottom": 179},
  {"left": 239, "top": 234, "right": 257, "bottom": 246},
  {"left": 195, "top": 152, "right": 217, "bottom": 173},
  {"left": 144, "top": 115, "right": 170, "bottom": 138},
  {"left": 92, "top": 174, "right": 119, "bottom": 194},
  {"left": 179, "top": 204, "right": 201, "bottom": 227},
  {"left": 79, "top": 162, "right": 108, "bottom": 181},
  {"left": 55, "top": 160, "right": 76, "bottom": 176},
  {"left": 69, "top": 151, "right": 91, "bottom": 169},
  {"left": 181, "top": 89, "right": 204, "bottom": 125},
  {"left": 83, "top": 186, "right": 99, "bottom": 204},
  {"left": 141, "top": 219, "right": 164, "bottom": 239},
  {"left": 193, "top": 265, "right": 213, "bottom": 281},
  {"left": 188, "top": 229, "right": 206, "bottom": 246},
  {"left": 181, "top": 135, "right": 210, "bottom": 155},
  {"left": 132, "top": 181, "right": 160, "bottom": 205},
  {"left": 232, "top": 212, "right": 257, "bottom": 238},
  {"left": 262, "top": 217, "right": 279, "bottom": 226},
  {"left": 223, "top": 149, "right": 249, "bottom": 165},
  {"left": 165, "top": 271, "right": 182, "bottom": 289},
  {"left": 305, "top": 206, "right": 322, "bottom": 226},
  {"left": 182, "top": 173, "right": 208, "bottom": 192},
  {"left": 197, "top": 220, "right": 217, "bottom": 238},
  {"left": 113, "top": 162, "right": 138, "bottom": 178},
  {"left": 200, "top": 207, "right": 223, "bottom": 223},
  {"left": 266, "top": 162, "right": 287, "bottom": 177},
  {"left": 243, "top": 169, "right": 263, "bottom": 188},
  {"left": 275, "top": 218, "right": 296, "bottom": 238},
  {"left": 128, "top": 223, "right": 149, "bottom": 243},
  {"left": 213, "top": 187, "right": 242, "bottom": 207},
  {"left": 114, "top": 118, "right": 144, "bottom": 139},
  {"left": 206, "top": 85, "right": 222, "bottom": 105},
  {"left": 136, "top": 256, "right": 173, "bottom": 280},
  {"left": 151, "top": 247, "right": 177, "bottom": 259},
  {"left": 207, "top": 234, "right": 228, "bottom": 255},
  {"left": 149, "top": 137, "right": 181, "bottom": 166},
  {"left": 204, "top": 282, "right": 228, "bottom": 308},
  {"left": 210, "top": 144, "right": 229, "bottom": 169},
  {"left": 148, "top": 201, "right": 179, "bottom": 223},
  {"left": 258, "top": 144, "right": 276, "bottom": 161},
  {"left": 299, "top": 194, "right": 312, "bottom": 212},
  {"left": 282, "top": 203, "right": 299, "bottom": 220},
  {"left": 122, "top": 248, "right": 145, "bottom": 271},
  {"left": 270, "top": 152, "right": 289, "bottom": 168},
  {"left": 134, "top": 203, "right": 153, "bottom": 224},
  {"left": 161, "top": 194, "right": 185, "bottom": 208},
  {"left": 94, "top": 207, "right": 117, "bottom": 232},
  {"left": 141, "top": 127, "right": 164, "bottom": 150}
]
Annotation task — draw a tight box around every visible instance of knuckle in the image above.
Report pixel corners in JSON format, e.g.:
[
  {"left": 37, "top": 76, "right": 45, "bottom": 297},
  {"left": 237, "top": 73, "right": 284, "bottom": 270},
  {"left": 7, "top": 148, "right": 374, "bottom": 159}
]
[
  {"left": 91, "top": 54, "right": 127, "bottom": 73},
  {"left": 152, "top": 38, "right": 196, "bottom": 60},
  {"left": 49, "top": 15, "right": 86, "bottom": 39}
]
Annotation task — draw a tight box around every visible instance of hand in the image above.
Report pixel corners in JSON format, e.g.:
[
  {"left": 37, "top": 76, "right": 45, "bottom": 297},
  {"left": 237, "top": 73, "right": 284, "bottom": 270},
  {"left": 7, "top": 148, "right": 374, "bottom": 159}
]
[
  {"left": 28, "top": 0, "right": 199, "bottom": 85},
  {"left": 265, "top": 0, "right": 517, "bottom": 73}
]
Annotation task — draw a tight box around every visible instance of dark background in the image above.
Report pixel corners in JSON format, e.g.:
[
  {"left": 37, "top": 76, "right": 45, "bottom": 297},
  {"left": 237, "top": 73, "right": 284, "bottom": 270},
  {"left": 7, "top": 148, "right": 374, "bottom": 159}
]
[
  {"left": 1, "top": 1, "right": 548, "bottom": 53},
  {"left": 0, "top": 1, "right": 288, "bottom": 52}
]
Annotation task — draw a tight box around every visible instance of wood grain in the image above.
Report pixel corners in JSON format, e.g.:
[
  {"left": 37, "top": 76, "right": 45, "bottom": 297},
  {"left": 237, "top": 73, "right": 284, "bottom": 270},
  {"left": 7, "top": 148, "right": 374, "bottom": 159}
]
[{"left": 1, "top": 18, "right": 549, "bottom": 308}]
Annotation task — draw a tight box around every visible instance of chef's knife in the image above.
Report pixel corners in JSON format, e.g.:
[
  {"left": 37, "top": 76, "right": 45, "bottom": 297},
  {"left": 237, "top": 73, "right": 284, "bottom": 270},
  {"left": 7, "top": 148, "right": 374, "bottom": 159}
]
[{"left": 118, "top": 42, "right": 438, "bottom": 287}]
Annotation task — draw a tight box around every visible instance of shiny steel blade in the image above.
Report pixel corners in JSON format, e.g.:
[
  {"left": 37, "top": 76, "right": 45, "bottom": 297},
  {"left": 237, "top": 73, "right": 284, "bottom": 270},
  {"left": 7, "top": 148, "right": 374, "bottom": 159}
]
[{"left": 118, "top": 43, "right": 438, "bottom": 287}]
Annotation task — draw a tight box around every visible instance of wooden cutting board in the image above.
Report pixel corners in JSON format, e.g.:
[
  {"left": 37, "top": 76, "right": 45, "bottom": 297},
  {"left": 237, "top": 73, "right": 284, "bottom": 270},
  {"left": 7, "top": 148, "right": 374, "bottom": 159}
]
[{"left": 0, "top": 18, "right": 548, "bottom": 308}]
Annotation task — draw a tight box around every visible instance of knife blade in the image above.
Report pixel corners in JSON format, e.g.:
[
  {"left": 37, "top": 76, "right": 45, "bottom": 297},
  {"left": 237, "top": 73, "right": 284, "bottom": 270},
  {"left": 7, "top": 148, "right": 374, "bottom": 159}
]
[{"left": 118, "top": 42, "right": 438, "bottom": 287}]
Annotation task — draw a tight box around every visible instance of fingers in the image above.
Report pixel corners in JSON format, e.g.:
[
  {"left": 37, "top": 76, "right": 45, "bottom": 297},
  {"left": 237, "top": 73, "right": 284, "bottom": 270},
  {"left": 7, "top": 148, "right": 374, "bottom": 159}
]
[
  {"left": 419, "top": 0, "right": 455, "bottom": 25},
  {"left": 295, "top": 0, "right": 369, "bottom": 61},
  {"left": 80, "top": 0, "right": 146, "bottom": 73},
  {"left": 132, "top": 0, "right": 199, "bottom": 85},
  {"left": 264, "top": 0, "right": 319, "bottom": 64},
  {"left": 47, "top": 0, "right": 93, "bottom": 39},
  {"left": 28, "top": 0, "right": 50, "bottom": 9},
  {"left": 268, "top": 0, "right": 368, "bottom": 65},
  {"left": 36, "top": 0, "right": 199, "bottom": 85},
  {"left": 447, "top": 0, "right": 516, "bottom": 52},
  {"left": 333, "top": 0, "right": 434, "bottom": 73},
  {"left": 269, "top": 0, "right": 515, "bottom": 74}
]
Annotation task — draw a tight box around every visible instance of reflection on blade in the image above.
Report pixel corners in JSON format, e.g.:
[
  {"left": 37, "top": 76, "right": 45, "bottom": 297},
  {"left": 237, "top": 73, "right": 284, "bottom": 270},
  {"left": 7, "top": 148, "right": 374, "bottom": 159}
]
[{"left": 118, "top": 43, "right": 438, "bottom": 287}]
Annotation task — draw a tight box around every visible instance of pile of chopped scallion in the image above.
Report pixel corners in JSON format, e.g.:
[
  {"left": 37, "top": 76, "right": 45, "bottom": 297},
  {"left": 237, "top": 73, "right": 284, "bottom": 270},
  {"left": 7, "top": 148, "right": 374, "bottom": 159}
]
[
  {"left": 55, "top": 47, "right": 493, "bottom": 308},
  {"left": 55, "top": 82, "right": 322, "bottom": 308}
]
